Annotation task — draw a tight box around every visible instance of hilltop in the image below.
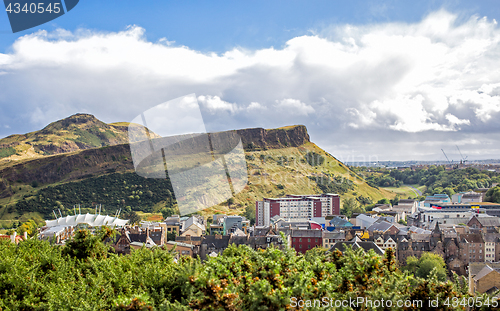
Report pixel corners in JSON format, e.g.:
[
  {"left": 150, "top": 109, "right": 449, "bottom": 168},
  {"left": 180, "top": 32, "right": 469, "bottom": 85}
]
[
  {"left": 0, "top": 113, "right": 159, "bottom": 165},
  {"left": 0, "top": 115, "right": 394, "bottom": 224}
]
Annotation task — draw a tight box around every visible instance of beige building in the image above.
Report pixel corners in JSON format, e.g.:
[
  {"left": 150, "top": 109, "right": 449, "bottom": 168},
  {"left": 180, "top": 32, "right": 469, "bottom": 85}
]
[
  {"left": 163, "top": 241, "right": 196, "bottom": 259},
  {"left": 469, "top": 262, "right": 500, "bottom": 295}
]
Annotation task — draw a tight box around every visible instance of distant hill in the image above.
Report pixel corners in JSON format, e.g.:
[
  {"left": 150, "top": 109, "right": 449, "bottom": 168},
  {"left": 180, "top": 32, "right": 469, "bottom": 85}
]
[
  {"left": 0, "top": 115, "right": 394, "bottom": 224},
  {"left": 0, "top": 113, "right": 159, "bottom": 164}
]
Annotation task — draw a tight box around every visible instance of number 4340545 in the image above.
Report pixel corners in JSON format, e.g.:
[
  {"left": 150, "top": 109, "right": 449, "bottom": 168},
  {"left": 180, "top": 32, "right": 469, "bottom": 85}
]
[{"left": 6, "top": 3, "right": 61, "bottom": 14}]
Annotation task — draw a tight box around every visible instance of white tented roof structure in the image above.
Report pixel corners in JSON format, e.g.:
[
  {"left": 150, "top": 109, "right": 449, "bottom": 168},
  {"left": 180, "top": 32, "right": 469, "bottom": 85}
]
[{"left": 45, "top": 213, "right": 129, "bottom": 228}]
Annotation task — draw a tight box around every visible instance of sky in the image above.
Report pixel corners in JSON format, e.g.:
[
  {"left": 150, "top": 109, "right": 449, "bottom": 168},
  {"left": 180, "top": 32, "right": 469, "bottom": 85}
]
[{"left": 0, "top": 0, "right": 500, "bottom": 162}]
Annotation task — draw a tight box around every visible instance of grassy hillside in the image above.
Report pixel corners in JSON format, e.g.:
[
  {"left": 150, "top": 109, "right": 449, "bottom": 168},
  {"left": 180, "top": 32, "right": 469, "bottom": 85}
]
[
  {"left": 204, "top": 142, "right": 394, "bottom": 215},
  {"left": 0, "top": 120, "right": 396, "bottom": 224},
  {"left": 0, "top": 113, "right": 159, "bottom": 166}
]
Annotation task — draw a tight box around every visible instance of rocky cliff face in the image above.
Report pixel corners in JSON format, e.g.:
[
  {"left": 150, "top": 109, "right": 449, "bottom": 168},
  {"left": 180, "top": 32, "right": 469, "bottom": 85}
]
[
  {"left": 0, "top": 124, "right": 311, "bottom": 198},
  {"left": 237, "top": 125, "right": 310, "bottom": 150}
]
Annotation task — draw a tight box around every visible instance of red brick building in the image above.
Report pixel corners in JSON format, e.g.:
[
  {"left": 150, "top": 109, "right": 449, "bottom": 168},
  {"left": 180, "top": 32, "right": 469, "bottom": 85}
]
[{"left": 291, "top": 229, "right": 323, "bottom": 254}]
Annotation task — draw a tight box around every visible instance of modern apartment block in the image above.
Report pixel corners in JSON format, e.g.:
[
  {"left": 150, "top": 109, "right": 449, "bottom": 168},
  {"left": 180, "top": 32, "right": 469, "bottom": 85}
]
[{"left": 255, "top": 194, "right": 340, "bottom": 226}]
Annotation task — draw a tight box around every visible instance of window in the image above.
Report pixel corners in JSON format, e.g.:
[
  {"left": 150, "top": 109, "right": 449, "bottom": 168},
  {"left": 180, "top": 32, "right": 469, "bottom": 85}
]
[
  {"left": 315, "top": 239, "right": 318, "bottom": 243},
  {"left": 299, "top": 238, "right": 302, "bottom": 242},
  {"left": 308, "top": 238, "right": 311, "bottom": 242}
]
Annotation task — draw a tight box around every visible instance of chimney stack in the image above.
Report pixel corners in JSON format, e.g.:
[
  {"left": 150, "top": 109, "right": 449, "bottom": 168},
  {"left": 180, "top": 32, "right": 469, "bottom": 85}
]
[
  {"left": 10, "top": 231, "right": 16, "bottom": 244},
  {"left": 23, "top": 231, "right": 28, "bottom": 240}
]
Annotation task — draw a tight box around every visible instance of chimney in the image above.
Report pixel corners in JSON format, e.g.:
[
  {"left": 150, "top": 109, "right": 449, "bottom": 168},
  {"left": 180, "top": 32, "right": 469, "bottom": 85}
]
[
  {"left": 10, "top": 231, "right": 16, "bottom": 244},
  {"left": 23, "top": 231, "right": 28, "bottom": 240}
]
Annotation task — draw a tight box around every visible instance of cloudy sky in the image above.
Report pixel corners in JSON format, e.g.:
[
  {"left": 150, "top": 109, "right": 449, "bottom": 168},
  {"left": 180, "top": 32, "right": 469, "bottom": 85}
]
[{"left": 0, "top": 1, "right": 499, "bottom": 162}]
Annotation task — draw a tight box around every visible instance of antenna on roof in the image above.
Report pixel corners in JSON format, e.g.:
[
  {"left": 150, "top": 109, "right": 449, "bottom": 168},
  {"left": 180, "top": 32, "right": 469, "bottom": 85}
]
[
  {"left": 58, "top": 209, "right": 62, "bottom": 218},
  {"left": 79, "top": 204, "right": 81, "bottom": 214},
  {"left": 117, "top": 208, "right": 121, "bottom": 218},
  {"left": 53, "top": 210, "right": 57, "bottom": 219}
]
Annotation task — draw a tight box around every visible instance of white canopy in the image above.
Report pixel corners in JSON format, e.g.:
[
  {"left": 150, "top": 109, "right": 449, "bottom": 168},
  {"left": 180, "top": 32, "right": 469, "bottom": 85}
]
[{"left": 45, "top": 213, "right": 129, "bottom": 228}]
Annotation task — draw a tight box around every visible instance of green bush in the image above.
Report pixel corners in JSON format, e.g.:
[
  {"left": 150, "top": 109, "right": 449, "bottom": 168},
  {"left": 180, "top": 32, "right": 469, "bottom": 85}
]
[{"left": 0, "top": 232, "right": 476, "bottom": 310}]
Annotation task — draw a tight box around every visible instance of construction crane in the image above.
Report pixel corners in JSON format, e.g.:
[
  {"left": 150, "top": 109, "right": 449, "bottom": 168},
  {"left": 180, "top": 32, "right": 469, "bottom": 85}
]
[
  {"left": 456, "top": 145, "right": 468, "bottom": 164},
  {"left": 441, "top": 149, "right": 452, "bottom": 164}
]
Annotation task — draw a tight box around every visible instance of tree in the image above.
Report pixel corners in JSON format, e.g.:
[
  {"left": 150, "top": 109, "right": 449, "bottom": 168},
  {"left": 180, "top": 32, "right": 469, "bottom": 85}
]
[
  {"left": 486, "top": 185, "right": 500, "bottom": 203},
  {"left": 161, "top": 207, "right": 175, "bottom": 219},
  {"left": 242, "top": 204, "right": 256, "bottom": 225},
  {"left": 356, "top": 195, "right": 372, "bottom": 205},
  {"left": 416, "top": 253, "right": 447, "bottom": 281},
  {"left": 16, "top": 219, "right": 38, "bottom": 237},
  {"left": 62, "top": 227, "right": 115, "bottom": 260},
  {"left": 404, "top": 256, "right": 419, "bottom": 274},
  {"left": 341, "top": 197, "right": 360, "bottom": 218},
  {"left": 403, "top": 253, "right": 447, "bottom": 282},
  {"left": 390, "top": 195, "right": 400, "bottom": 206},
  {"left": 377, "top": 198, "right": 390, "bottom": 205},
  {"left": 124, "top": 211, "right": 141, "bottom": 225},
  {"left": 167, "top": 229, "right": 177, "bottom": 242}
]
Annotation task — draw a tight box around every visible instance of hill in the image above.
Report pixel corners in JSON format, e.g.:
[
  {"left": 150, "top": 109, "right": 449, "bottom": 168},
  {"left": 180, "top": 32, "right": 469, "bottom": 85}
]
[
  {"left": 0, "top": 115, "right": 394, "bottom": 225},
  {"left": 0, "top": 113, "right": 159, "bottom": 165}
]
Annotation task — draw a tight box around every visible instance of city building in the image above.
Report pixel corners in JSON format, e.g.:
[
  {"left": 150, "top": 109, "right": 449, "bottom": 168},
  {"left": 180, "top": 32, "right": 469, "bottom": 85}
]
[
  {"left": 291, "top": 229, "right": 323, "bottom": 254},
  {"left": 424, "top": 194, "right": 451, "bottom": 207},
  {"left": 469, "top": 262, "right": 500, "bottom": 295},
  {"left": 255, "top": 194, "right": 340, "bottom": 226}
]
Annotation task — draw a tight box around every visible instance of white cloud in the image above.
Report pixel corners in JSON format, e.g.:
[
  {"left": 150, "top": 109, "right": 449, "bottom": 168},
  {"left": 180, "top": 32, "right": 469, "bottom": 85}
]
[
  {"left": 445, "top": 114, "right": 470, "bottom": 127},
  {"left": 198, "top": 95, "right": 239, "bottom": 113},
  {"left": 0, "top": 10, "right": 500, "bottom": 160},
  {"left": 247, "top": 102, "right": 266, "bottom": 110},
  {"left": 275, "top": 98, "right": 315, "bottom": 115}
]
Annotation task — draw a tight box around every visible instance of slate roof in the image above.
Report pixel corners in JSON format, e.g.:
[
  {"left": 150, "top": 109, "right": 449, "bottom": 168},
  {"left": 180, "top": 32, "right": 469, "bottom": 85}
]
[
  {"left": 367, "top": 221, "right": 398, "bottom": 233},
  {"left": 469, "top": 262, "right": 500, "bottom": 276},
  {"left": 484, "top": 233, "right": 500, "bottom": 243},
  {"left": 398, "top": 199, "right": 417, "bottom": 204},
  {"left": 166, "top": 241, "right": 195, "bottom": 249},
  {"left": 460, "top": 233, "right": 484, "bottom": 244},
  {"left": 328, "top": 237, "right": 384, "bottom": 255},
  {"left": 253, "top": 226, "right": 272, "bottom": 236},
  {"left": 473, "top": 265, "right": 496, "bottom": 281},
  {"left": 408, "top": 226, "right": 431, "bottom": 234},
  {"left": 183, "top": 216, "right": 206, "bottom": 232},
  {"left": 475, "top": 216, "right": 500, "bottom": 227},
  {"left": 323, "top": 231, "right": 345, "bottom": 240},
  {"left": 356, "top": 214, "right": 378, "bottom": 226},
  {"left": 291, "top": 229, "right": 322, "bottom": 238},
  {"left": 410, "top": 241, "right": 431, "bottom": 251},
  {"left": 203, "top": 235, "right": 231, "bottom": 249},
  {"left": 329, "top": 216, "right": 353, "bottom": 227}
]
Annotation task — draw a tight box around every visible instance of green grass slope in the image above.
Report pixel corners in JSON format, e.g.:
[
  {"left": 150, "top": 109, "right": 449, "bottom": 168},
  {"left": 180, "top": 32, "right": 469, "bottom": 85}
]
[{"left": 0, "top": 123, "right": 395, "bottom": 223}]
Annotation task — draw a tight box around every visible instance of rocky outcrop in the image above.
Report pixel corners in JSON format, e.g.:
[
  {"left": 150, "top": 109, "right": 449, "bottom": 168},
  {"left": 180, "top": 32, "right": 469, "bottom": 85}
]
[
  {"left": 0, "top": 124, "right": 311, "bottom": 198},
  {"left": 237, "top": 125, "right": 310, "bottom": 150}
]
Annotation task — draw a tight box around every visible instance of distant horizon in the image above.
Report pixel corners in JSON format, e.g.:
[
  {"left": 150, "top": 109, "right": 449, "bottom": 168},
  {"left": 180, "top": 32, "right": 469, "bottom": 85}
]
[
  {"left": 1, "top": 2, "right": 500, "bottom": 162},
  {"left": 1, "top": 111, "right": 499, "bottom": 164}
]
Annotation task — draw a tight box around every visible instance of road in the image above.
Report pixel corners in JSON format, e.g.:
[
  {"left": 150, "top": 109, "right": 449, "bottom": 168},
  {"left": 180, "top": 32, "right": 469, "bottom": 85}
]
[{"left": 405, "top": 184, "right": 422, "bottom": 197}]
